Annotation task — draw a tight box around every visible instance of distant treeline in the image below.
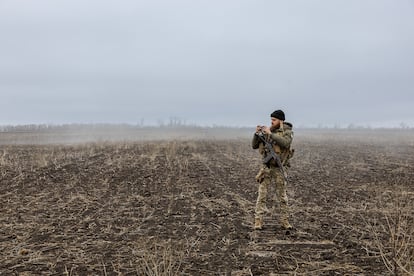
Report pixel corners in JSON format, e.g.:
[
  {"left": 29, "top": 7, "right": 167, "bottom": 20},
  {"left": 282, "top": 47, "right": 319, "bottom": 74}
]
[
  {"left": 0, "top": 124, "right": 135, "bottom": 132},
  {"left": 0, "top": 123, "right": 413, "bottom": 133},
  {"left": 0, "top": 123, "right": 250, "bottom": 133}
]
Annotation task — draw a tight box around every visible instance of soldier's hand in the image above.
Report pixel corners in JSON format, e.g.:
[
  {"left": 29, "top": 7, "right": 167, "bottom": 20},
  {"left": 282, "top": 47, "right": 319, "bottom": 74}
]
[
  {"left": 262, "top": 126, "right": 271, "bottom": 134},
  {"left": 256, "top": 125, "right": 262, "bottom": 133}
]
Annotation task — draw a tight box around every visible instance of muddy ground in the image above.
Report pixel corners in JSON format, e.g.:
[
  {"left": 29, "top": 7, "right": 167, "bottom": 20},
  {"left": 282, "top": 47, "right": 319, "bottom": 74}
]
[{"left": 0, "top": 130, "right": 413, "bottom": 275}]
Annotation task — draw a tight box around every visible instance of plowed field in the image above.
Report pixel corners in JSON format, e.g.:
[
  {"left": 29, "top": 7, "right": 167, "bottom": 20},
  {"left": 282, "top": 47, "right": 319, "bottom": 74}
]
[{"left": 1, "top": 130, "right": 413, "bottom": 275}]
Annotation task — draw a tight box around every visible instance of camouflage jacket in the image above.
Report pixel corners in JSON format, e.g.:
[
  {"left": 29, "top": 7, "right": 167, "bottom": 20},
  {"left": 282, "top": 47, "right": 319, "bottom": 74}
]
[{"left": 252, "top": 122, "right": 294, "bottom": 166}]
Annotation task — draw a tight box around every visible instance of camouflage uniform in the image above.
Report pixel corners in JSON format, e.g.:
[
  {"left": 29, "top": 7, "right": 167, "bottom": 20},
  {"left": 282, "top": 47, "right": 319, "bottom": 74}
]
[{"left": 252, "top": 122, "right": 294, "bottom": 229}]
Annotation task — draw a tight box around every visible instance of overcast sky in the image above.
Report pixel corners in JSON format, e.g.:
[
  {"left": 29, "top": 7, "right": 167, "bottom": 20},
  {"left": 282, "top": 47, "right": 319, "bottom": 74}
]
[{"left": 1, "top": 0, "right": 413, "bottom": 127}]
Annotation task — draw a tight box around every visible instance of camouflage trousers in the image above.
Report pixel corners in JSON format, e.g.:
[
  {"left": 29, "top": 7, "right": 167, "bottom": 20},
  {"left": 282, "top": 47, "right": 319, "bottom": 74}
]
[{"left": 254, "top": 166, "right": 289, "bottom": 221}]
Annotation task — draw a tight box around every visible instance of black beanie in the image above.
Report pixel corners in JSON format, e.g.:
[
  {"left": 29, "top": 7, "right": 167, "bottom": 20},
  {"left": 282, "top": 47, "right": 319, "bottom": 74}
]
[{"left": 270, "top": 110, "right": 285, "bottom": 121}]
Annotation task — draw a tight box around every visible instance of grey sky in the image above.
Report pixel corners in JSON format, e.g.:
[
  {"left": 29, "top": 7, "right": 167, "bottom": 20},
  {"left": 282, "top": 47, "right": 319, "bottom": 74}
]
[{"left": 1, "top": 0, "right": 413, "bottom": 127}]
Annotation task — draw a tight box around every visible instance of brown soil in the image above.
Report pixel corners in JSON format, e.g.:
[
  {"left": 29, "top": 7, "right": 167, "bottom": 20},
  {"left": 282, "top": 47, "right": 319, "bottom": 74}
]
[{"left": 1, "top": 133, "right": 413, "bottom": 275}]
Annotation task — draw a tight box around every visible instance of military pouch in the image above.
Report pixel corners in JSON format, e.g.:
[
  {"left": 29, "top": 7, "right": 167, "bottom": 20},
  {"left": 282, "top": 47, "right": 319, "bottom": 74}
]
[
  {"left": 255, "top": 167, "right": 269, "bottom": 183},
  {"left": 282, "top": 148, "right": 295, "bottom": 167}
]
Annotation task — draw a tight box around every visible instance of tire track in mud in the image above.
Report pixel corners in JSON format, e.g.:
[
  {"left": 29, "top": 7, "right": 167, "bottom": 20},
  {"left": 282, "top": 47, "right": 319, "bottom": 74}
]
[
  {"left": 166, "top": 141, "right": 258, "bottom": 274},
  {"left": 193, "top": 142, "right": 346, "bottom": 275},
  {"left": 177, "top": 142, "right": 354, "bottom": 275}
]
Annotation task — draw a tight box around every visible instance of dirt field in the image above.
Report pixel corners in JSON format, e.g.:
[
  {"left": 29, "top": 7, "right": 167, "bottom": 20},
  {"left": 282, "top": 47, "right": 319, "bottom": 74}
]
[{"left": 1, "top": 129, "right": 413, "bottom": 275}]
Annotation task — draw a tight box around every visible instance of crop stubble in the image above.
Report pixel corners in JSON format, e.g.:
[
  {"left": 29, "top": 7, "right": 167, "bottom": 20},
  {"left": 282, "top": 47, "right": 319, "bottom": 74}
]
[{"left": 0, "top": 130, "right": 413, "bottom": 275}]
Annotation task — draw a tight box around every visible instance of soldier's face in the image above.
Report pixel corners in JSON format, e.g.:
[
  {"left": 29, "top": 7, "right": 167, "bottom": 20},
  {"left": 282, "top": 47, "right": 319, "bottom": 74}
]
[{"left": 271, "top": 117, "right": 281, "bottom": 128}]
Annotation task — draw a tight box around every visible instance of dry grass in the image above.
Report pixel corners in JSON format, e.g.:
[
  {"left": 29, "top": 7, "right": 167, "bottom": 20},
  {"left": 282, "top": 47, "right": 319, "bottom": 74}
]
[
  {"left": 1, "top": 129, "right": 414, "bottom": 275},
  {"left": 135, "top": 240, "right": 187, "bottom": 276},
  {"left": 364, "top": 189, "right": 414, "bottom": 275}
]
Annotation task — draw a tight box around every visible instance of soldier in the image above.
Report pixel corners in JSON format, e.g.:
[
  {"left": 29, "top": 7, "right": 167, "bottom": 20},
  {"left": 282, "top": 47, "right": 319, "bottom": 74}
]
[{"left": 252, "top": 109, "right": 294, "bottom": 230}]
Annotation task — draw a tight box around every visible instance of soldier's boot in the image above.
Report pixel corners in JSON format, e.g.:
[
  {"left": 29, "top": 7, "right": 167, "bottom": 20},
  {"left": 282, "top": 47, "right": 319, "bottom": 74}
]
[
  {"left": 280, "top": 217, "right": 293, "bottom": 230},
  {"left": 254, "top": 217, "right": 263, "bottom": 230}
]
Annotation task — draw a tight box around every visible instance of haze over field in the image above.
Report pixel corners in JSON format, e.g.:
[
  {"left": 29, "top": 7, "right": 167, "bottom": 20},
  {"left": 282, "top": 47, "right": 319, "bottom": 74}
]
[{"left": 1, "top": 0, "right": 413, "bottom": 127}]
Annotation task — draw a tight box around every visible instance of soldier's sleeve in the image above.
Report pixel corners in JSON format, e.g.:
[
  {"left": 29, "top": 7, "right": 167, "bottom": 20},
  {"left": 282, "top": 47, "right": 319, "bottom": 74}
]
[
  {"left": 252, "top": 133, "right": 260, "bottom": 149},
  {"left": 270, "top": 130, "right": 293, "bottom": 148}
]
